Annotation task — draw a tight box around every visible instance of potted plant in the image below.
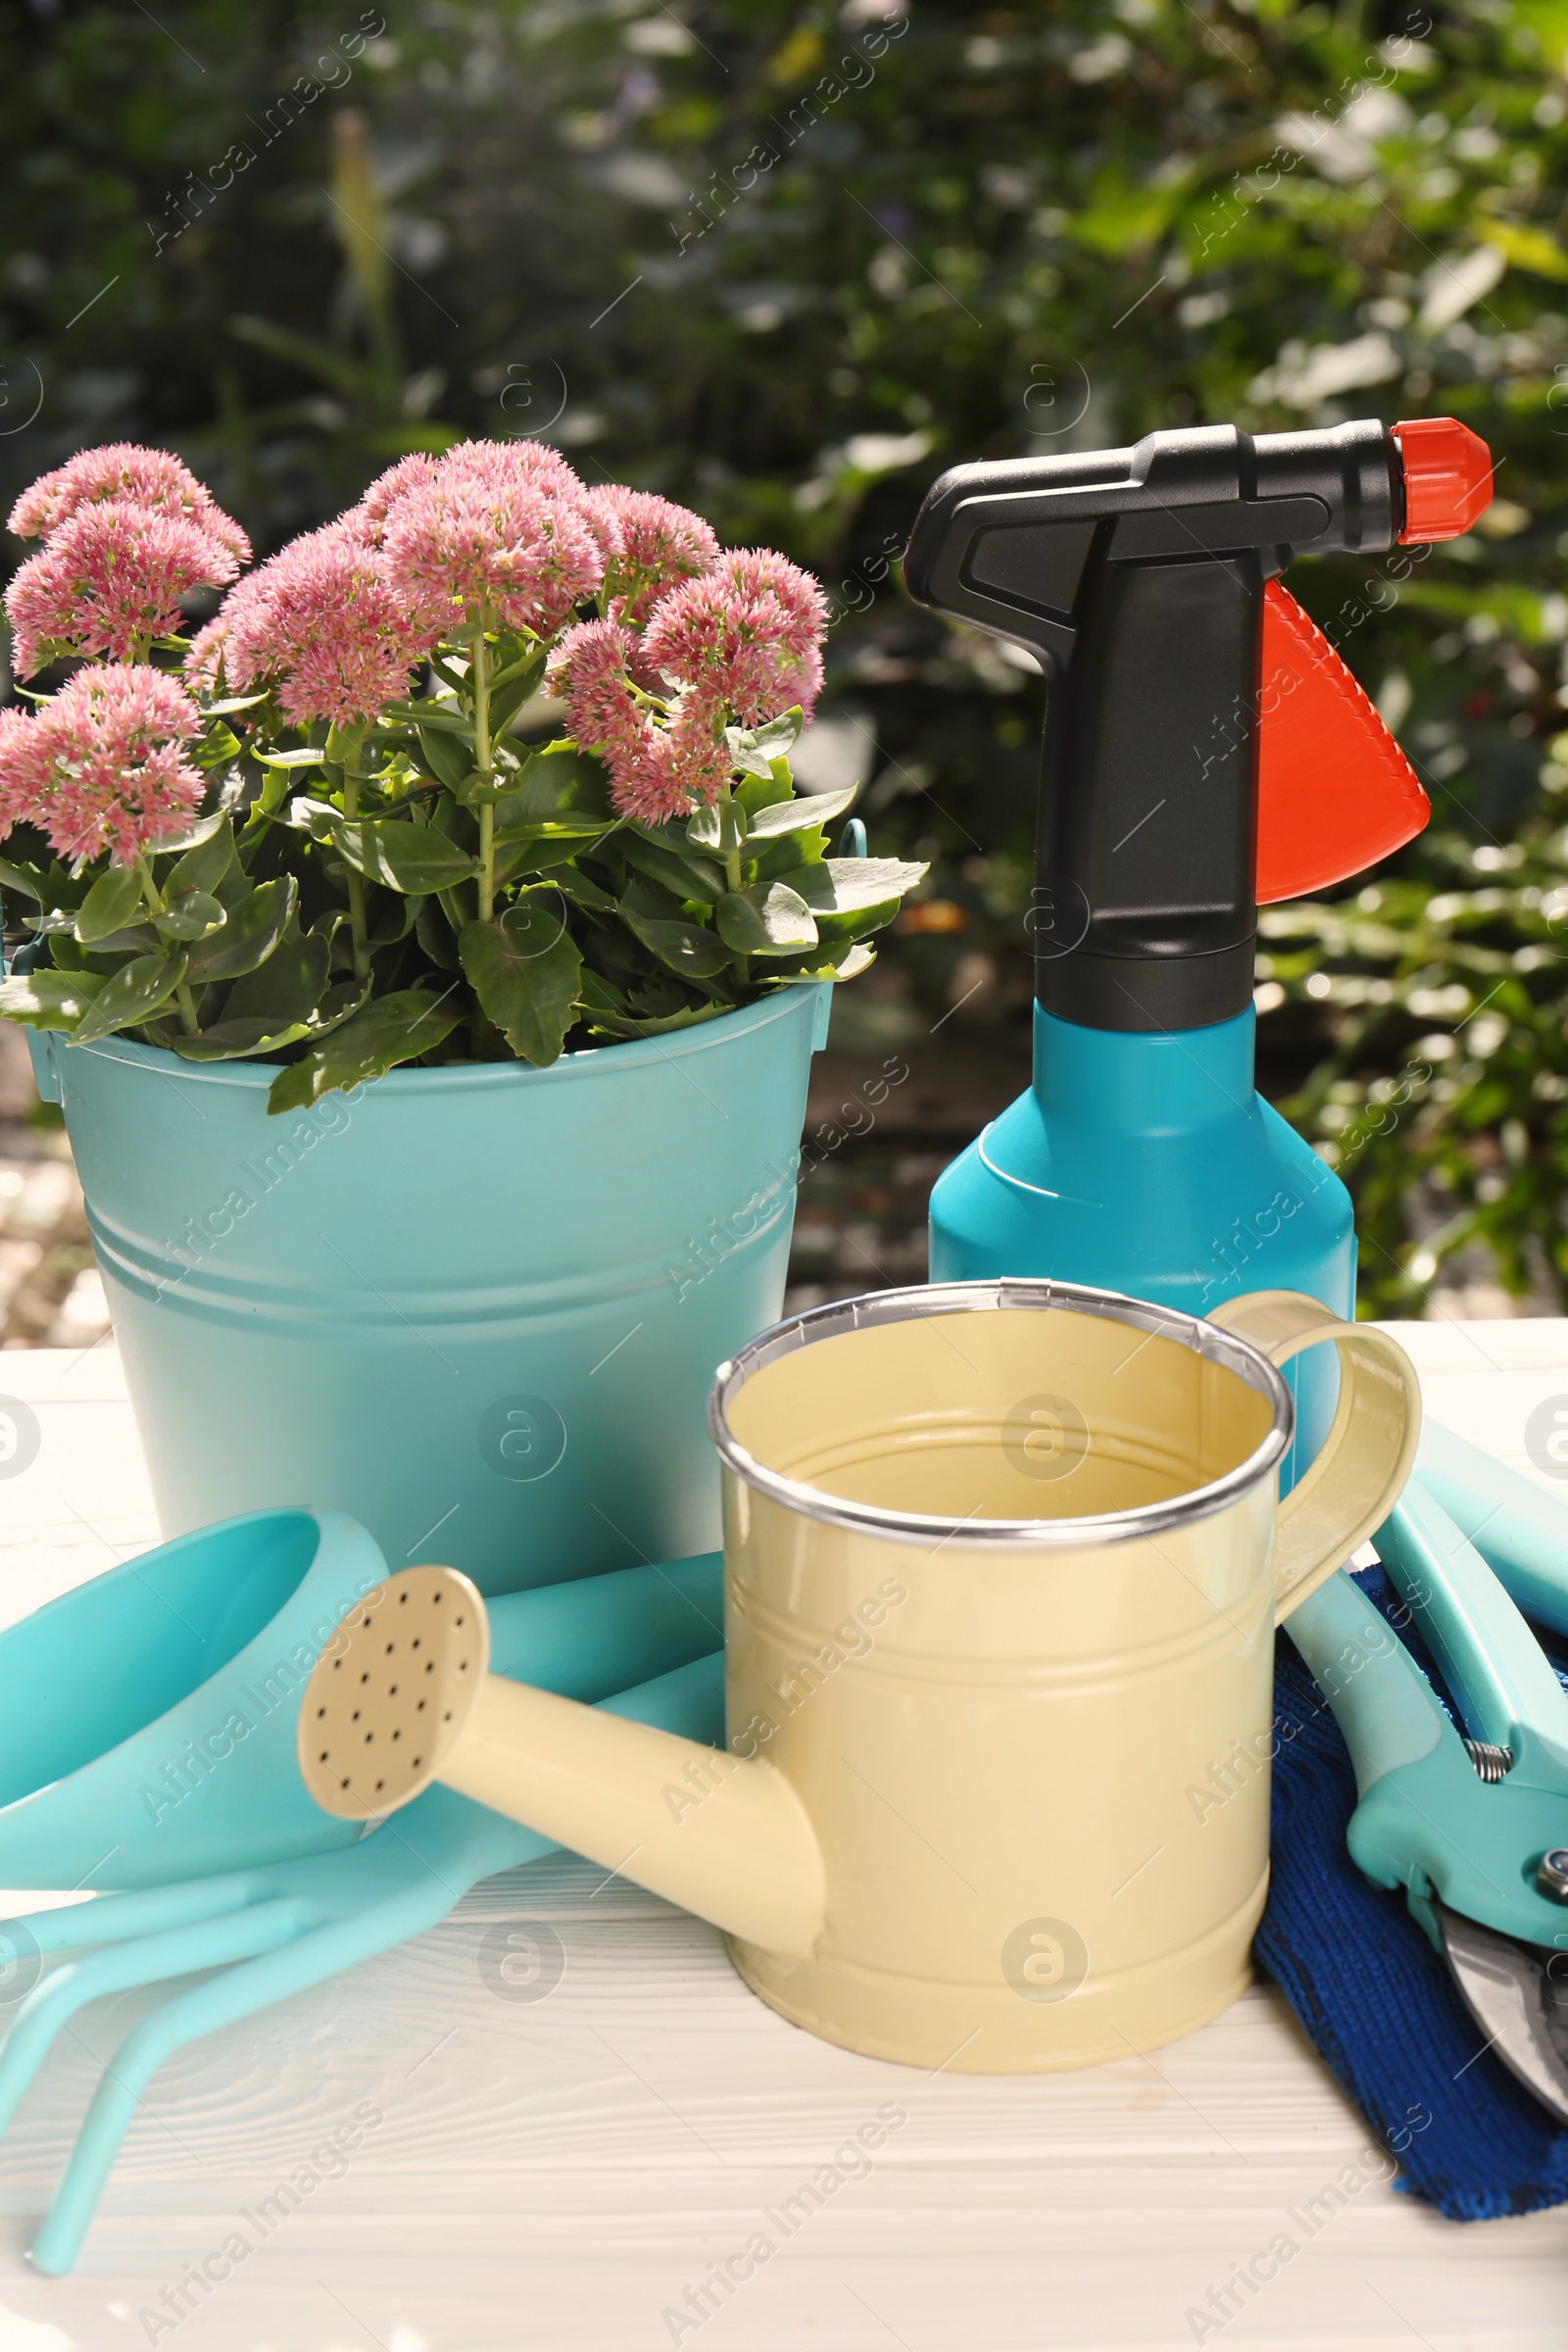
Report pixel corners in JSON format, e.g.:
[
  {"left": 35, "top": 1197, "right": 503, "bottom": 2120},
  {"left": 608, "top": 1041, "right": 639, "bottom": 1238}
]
[{"left": 0, "top": 440, "right": 923, "bottom": 1589}]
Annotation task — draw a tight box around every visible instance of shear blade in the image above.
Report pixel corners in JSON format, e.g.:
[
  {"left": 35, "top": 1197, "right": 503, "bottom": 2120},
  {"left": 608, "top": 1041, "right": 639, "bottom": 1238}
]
[{"left": 1438, "top": 1902, "right": 1568, "bottom": 2127}]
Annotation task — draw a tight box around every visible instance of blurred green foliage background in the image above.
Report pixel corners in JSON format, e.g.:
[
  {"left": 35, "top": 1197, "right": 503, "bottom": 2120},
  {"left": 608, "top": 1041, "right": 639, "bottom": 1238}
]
[{"left": 3, "top": 0, "right": 1568, "bottom": 1310}]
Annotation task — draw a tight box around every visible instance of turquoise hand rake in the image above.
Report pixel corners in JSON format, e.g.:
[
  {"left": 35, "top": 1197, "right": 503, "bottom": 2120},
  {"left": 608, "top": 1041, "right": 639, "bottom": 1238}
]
[
  {"left": 0, "top": 1647, "right": 723, "bottom": 2276},
  {"left": 0, "top": 1506, "right": 723, "bottom": 2271}
]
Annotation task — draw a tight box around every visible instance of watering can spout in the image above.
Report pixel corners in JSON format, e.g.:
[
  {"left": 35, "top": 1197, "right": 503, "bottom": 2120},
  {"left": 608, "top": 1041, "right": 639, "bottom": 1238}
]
[
  {"left": 439, "top": 1678, "right": 828, "bottom": 1955},
  {"left": 299, "top": 1568, "right": 826, "bottom": 1958}
]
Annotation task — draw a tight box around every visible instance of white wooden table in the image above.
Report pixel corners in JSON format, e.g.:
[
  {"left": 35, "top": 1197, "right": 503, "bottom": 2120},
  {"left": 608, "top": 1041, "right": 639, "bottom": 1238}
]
[{"left": 0, "top": 1325, "right": 1566, "bottom": 2351}]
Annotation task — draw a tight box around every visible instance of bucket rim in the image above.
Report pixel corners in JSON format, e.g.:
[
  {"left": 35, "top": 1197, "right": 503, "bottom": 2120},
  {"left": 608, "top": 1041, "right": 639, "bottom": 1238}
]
[
  {"left": 44, "top": 979, "right": 824, "bottom": 1094},
  {"left": 708, "top": 1276, "right": 1295, "bottom": 1551}
]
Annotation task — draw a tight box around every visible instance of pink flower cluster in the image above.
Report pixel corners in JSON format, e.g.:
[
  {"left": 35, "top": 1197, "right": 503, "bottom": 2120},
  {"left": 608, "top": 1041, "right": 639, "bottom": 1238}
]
[
  {"left": 208, "top": 520, "right": 436, "bottom": 728},
  {"left": 5, "top": 446, "right": 249, "bottom": 678},
  {"left": 0, "top": 665, "right": 205, "bottom": 865},
  {"left": 587, "top": 485, "right": 719, "bottom": 628},
  {"left": 9, "top": 443, "right": 250, "bottom": 559},
  {"left": 1, "top": 434, "right": 828, "bottom": 836},
  {"left": 555, "top": 549, "right": 828, "bottom": 824},
  {"left": 380, "top": 440, "right": 607, "bottom": 641}
]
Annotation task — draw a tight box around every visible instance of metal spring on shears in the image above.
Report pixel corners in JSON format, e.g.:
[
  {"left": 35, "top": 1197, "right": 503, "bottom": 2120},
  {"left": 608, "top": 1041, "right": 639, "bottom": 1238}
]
[{"left": 1464, "top": 1739, "right": 1514, "bottom": 1783}]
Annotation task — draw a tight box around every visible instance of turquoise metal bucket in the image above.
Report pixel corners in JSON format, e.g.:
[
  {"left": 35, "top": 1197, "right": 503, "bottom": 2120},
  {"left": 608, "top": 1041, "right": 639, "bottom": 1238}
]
[{"left": 24, "top": 986, "right": 827, "bottom": 1592}]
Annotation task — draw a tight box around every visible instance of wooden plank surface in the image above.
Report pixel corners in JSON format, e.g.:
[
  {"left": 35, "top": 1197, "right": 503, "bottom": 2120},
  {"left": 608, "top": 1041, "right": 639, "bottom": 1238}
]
[{"left": 0, "top": 1327, "right": 1563, "bottom": 2349}]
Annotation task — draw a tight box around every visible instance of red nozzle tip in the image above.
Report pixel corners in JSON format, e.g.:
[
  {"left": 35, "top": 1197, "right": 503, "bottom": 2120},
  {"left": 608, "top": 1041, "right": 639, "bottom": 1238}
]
[{"left": 1392, "top": 416, "right": 1494, "bottom": 543}]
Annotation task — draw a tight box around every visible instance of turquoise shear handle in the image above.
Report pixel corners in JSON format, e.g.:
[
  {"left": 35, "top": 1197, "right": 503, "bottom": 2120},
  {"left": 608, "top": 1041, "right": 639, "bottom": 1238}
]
[
  {"left": 1286, "top": 1485, "right": 1568, "bottom": 1953},
  {"left": 1378, "top": 1480, "right": 1568, "bottom": 1770},
  {"left": 1286, "top": 1570, "right": 1444, "bottom": 1791},
  {"left": 1415, "top": 1419, "right": 1568, "bottom": 1640}
]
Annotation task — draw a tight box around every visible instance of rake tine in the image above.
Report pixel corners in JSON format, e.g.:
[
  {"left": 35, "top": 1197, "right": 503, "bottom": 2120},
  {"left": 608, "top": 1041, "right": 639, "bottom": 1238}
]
[
  {"left": 2, "top": 1873, "right": 273, "bottom": 1960},
  {"left": 0, "top": 1897, "right": 310, "bottom": 2143},
  {"left": 32, "top": 1880, "right": 450, "bottom": 2277}
]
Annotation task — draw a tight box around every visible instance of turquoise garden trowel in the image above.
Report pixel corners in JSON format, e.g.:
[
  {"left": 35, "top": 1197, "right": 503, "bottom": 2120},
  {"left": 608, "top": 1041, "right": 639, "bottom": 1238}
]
[{"left": 0, "top": 1505, "right": 721, "bottom": 1889}]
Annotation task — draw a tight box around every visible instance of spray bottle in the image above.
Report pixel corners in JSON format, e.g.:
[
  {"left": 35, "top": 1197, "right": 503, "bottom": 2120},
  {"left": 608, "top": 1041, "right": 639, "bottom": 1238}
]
[{"left": 903, "top": 416, "right": 1491, "bottom": 1393}]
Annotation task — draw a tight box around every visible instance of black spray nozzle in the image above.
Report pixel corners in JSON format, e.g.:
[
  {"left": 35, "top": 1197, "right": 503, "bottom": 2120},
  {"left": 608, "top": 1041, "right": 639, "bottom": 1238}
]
[{"left": 903, "top": 418, "right": 1404, "bottom": 1033}]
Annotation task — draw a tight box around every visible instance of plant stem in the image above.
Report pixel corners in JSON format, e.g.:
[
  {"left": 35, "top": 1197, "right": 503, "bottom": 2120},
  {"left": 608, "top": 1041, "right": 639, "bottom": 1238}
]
[
  {"left": 326, "top": 722, "right": 370, "bottom": 986},
  {"left": 135, "top": 853, "right": 199, "bottom": 1034},
  {"left": 471, "top": 615, "right": 495, "bottom": 922},
  {"left": 724, "top": 833, "right": 748, "bottom": 985}
]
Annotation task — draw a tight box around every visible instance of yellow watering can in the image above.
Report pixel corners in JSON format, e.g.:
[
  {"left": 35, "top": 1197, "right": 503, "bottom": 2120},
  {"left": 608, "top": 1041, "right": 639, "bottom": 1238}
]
[{"left": 301, "top": 1279, "right": 1419, "bottom": 2072}]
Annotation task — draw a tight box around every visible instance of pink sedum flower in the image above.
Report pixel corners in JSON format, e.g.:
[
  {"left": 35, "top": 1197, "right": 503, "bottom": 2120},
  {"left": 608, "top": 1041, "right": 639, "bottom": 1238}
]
[
  {"left": 5, "top": 498, "right": 244, "bottom": 676},
  {"left": 557, "top": 546, "right": 827, "bottom": 822},
  {"left": 182, "top": 614, "right": 231, "bottom": 697},
  {"left": 587, "top": 486, "right": 719, "bottom": 627},
  {"left": 0, "top": 705, "right": 46, "bottom": 844},
  {"left": 383, "top": 449, "right": 607, "bottom": 640},
  {"left": 641, "top": 549, "right": 827, "bottom": 724},
  {"left": 439, "top": 437, "right": 579, "bottom": 497},
  {"left": 554, "top": 616, "right": 729, "bottom": 825},
  {"left": 354, "top": 453, "right": 440, "bottom": 539},
  {"left": 0, "top": 664, "right": 205, "bottom": 864},
  {"left": 220, "top": 522, "right": 436, "bottom": 726},
  {"left": 9, "top": 443, "right": 250, "bottom": 564}
]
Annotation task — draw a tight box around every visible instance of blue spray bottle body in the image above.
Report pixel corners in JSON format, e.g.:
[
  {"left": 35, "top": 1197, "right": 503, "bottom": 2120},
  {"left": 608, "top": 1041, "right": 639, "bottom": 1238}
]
[{"left": 929, "top": 1004, "right": 1354, "bottom": 1469}]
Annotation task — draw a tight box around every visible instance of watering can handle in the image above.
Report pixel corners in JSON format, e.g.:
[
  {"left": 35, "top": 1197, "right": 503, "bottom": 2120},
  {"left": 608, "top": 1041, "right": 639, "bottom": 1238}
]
[{"left": 1204, "top": 1291, "right": 1422, "bottom": 1623}]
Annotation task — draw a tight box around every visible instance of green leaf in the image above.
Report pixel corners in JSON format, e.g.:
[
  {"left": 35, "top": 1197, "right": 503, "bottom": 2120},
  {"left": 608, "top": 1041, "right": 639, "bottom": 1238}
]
[
  {"left": 735, "top": 768, "right": 794, "bottom": 817},
  {"left": 724, "top": 708, "right": 805, "bottom": 779},
  {"left": 0, "top": 965, "right": 104, "bottom": 1032},
  {"left": 416, "top": 896, "right": 463, "bottom": 973},
  {"left": 256, "top": 746, "right": 330, "bottom": 769},
  {"left": 793, "top": 857, "right": 928, "bottom": 924},
  {"left": 763, "top": 942, "right": 877, "bottom": 985},
  {"left": 0, "top": 856, "right": 45, "bottom": 905},
  {"left": 73, "top": 950, "right": 188, "bottom": 1044},
  {"left": 197, "top": 693, "right": 269, "bottom": 718},
  {"left": 82, "top": 921, "right": 161, "bottom": 955},
  {"left": 585, "top": 1002, "right": 729, "bottom": 1040},
  {"left": 715, "top": 882, "right": 818, "bottom": 956},
  {"left": 239, "top": 756, "right": 299, "bottom": 831},
  {"left": 74, "top": 865, "right": 146, "bottom": 945},
  {"left": 492, "top": 742, "right": 615, "bottom": 831},
  {"left": 172, "top": 1018, "right": 318, "bottom": 1061},
  {"left": 557, "top": 864, "right": 618, "bottom": 916},
  {"left": 266, "top": 988, "right": 466, "bottom": 1114},
  {"left": 1479, "top": 220, "right": 1568, "bottom": 283},
  {"left": 487, "top": 644, "right": 550, "bottom": 733},
  {"left": 168, "top": 813, "right": 234, "bottom": 898},
  {"left": 145, "top": 808, "right": 228, "bottom": 858},
  {"left": 193, "top": 720, "right": 242, "bottom": 775},
  {"left": 620, "top": 906, "right": 732, "bottom": 978},
  {"left": 415, "top": 724, "right": 474, "bottom": 795},
  {"left": 329, "top": 816, "right": 478, "bottom": 896},
  {"left": 220, "top": 925, "right": 330, "bottom": 1026},
  {"left": 186, "top": 877, "right": 299, "bottom": 981},
  {"left": 748, "top": 784, "right": 858, "bottom": 838},
  {"left": 385, "top": 702, "right": 467, "bottom": 732},
  {"left": 726, "top": 706, "right": 804, "bottom": 767},
  {"left": 491, "top": 831, "right": 587, "bottom": 887},
  {"left": 575, "top": 964, "right": 628, "bottom": 1013},
  {"left": 156, "top": 889, "right": 227, "bottom": 942},
  {"left": 172, "top": 970, "right": 362, "bottom": 1060},
  {"left": 622, "top": 835, "right": 725, "bottom": 906},
  {"left": 460, "top": 902, "right": 584, "bottom": 1067},
  {"left": 686, "top": 799, "right": 749, "bottom": 856}
]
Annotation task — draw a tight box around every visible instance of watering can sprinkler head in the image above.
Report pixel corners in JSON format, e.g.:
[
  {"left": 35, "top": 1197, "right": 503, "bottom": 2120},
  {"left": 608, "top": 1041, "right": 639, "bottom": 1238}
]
[
  {"left": 903, "top": 412, "right": 1492, "bottom": 1032},
  {"left": 301, "top": 1566, "right": 829, "bottom": 1958}
]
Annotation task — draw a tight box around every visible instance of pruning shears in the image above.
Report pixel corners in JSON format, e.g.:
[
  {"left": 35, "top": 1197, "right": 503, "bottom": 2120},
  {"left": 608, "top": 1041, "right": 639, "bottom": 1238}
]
[{"left": 1287, "top": 1421, "right": 1568, "bottom": 2124}]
